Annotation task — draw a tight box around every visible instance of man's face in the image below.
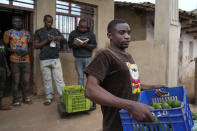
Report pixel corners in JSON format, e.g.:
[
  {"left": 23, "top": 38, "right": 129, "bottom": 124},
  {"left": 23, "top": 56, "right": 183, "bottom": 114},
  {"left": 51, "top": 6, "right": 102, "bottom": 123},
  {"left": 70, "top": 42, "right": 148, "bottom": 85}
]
[
  {"left": 44, "top": 17, "right": 53, "bottom": 29},
  {"left": 12, "top": 17, "right": 23, "bottom": 30},
  {"left": 78, "top": 22, "right": 87, "bottom": 33},
  {"left": 108, "top": 23, "right": 131, "bottom": 50}
]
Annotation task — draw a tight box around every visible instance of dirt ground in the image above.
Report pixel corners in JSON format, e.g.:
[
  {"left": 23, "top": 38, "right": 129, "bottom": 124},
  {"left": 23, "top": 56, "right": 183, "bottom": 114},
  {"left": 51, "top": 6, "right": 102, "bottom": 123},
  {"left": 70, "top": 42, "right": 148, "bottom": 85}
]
[
  {"left": 0, "top": 96, "right": 103, "bottom": 131},
  {"left": 0, "top": 95, "right": 197, "bottom": 131}
]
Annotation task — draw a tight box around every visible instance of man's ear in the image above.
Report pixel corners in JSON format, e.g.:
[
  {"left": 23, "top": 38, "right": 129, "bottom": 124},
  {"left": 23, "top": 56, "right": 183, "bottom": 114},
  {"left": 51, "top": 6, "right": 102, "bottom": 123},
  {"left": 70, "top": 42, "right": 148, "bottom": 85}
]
[{"left": 107, "top": 32, "right": 112, "bottom": 40}]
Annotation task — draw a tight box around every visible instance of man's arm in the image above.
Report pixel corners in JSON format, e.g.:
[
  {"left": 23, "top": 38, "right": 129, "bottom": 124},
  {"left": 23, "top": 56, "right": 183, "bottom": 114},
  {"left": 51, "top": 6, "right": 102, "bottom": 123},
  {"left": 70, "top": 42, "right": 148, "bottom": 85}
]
[
  {"left": 3, "top": 36, "right": 25, "bottom": 55},
  {"left": 3, "top": 55, "right": 10, "bottom": 76},
  {"left": 54, "top": 29, "right": 67, "bottom": 43},
  {"left": 82, "top": 33, "right": 97, "bottom": 50},
  {"left": 27, "top": 33, "right": 33, "bottom": 53},
  {"left": 141, "top": 84, "right": 167, "bottom": 90},
  {"left": 34, "top": 39, "right": 50, "bottom": 49},
  {"left": 141, "top": 84, "right": 168, "bottom": 97},
  {"left": 3, "top": 32, "right": 17, "bottom": 53},
  {"left": 68, "top": 32, "right": 78, "bottom": 48},
  {"left": 4, "top": 44, "right": 15, "bottom": 53},
  {"left": 85, "top": 75, "right": 155, "bottom": 122},
  {"left": 33, "top": 30, "right": 51, "bottom": 49},
  {"left": 55, "top": 35, "right": 67, "bottom": 43}
]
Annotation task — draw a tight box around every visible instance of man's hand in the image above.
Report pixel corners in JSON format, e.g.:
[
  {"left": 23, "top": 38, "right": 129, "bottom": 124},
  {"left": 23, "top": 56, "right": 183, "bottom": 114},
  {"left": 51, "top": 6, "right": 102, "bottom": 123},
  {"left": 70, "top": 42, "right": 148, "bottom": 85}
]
[
  {"left": 54, "top": 36, "right": 62, "bottom": 42},
  {"left": 74, "top": 38, "right": 84, "bottom": 47},
  {"left": 48, "top": 35, "right": 55, "bottom": 41},
  {"left": 80, "top": 42, "right": 87, "bottom": 47},
  {"left": 128, "top": 101, "right": 155, "bottom": 122},
  {"left": 15, "top": 49, "right": 28, "bottom": 57},
  {"left": 152, "top": 85, "right": 168, "bottom": 97},
  {"left": 153, "top": 85, "right": 168, "bottom": 89},
  {"left": 155, "top": 89, "right": 169, "bottom": 97}
]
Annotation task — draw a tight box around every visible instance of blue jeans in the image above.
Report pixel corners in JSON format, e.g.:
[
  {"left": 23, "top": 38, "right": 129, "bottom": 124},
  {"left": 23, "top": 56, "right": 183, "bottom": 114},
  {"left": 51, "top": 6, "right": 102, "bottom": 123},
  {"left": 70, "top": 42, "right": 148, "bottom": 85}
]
[
  {"left": 75, "top": 57, "right": 91, "bottom": 87},
  {"left": 40, "top": 58, "right": 65, "bottom": 99}
]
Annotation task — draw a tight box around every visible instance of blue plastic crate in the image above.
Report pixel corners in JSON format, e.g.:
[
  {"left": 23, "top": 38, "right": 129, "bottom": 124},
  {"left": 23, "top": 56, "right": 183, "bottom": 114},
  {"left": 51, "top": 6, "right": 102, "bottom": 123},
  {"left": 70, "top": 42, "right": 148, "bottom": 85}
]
[{"left": 120, "top": 86, "right": 194, "bottom": 131}]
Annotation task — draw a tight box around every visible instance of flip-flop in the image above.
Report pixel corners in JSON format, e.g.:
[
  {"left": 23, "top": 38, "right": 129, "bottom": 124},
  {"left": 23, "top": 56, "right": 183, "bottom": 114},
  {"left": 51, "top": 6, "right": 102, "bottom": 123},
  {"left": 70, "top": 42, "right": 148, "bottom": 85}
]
[
  {"left": 44, "top": 99, "right": 51, "bottom": 105},
  {"left": 12, "top": 102, "right": 21, "bottom": 107},
  {"left": 23, "top": 98, "right": 32, "bottom": 104}
]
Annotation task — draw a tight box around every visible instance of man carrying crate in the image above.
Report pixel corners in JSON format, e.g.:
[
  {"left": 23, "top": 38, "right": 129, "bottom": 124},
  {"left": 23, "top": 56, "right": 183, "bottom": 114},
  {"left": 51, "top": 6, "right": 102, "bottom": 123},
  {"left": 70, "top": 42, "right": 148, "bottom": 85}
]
[{"left": 84, "top": 19, "right": 167, "bottom": 131}]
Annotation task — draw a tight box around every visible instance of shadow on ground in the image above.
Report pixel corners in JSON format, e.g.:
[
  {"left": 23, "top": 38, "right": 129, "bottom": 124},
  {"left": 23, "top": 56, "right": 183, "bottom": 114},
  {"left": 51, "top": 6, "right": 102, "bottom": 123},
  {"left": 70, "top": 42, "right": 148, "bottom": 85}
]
[{"left": 0, "top": 96, "right": 103, "bottom": 131}]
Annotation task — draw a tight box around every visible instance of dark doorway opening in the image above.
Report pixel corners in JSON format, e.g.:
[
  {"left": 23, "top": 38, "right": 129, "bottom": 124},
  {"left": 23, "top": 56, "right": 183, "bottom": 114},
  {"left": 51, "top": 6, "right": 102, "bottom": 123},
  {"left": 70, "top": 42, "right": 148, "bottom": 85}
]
[{"left": 0, "top": 7, "right": 34, "bottom": 96}]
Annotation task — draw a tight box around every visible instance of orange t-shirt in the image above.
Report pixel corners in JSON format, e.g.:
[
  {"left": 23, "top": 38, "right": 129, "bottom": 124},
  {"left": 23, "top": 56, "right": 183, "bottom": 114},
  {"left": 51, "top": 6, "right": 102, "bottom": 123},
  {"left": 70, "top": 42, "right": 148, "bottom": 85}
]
[{"left": 3, "top": 29, "right": 31, "bottom": 63}]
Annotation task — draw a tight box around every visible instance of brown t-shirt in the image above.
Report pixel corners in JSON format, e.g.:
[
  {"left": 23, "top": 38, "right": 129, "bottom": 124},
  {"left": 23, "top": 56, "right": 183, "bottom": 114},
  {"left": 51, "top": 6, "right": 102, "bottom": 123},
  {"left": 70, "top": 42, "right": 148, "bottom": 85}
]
[{"left": 85, "top": 47, "right": 141, "bottom": 131}]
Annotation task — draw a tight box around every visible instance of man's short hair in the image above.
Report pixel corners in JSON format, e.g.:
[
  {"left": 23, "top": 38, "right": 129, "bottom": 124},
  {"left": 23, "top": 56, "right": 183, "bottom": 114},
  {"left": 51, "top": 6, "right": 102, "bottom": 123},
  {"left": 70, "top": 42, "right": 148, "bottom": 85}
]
[
  {"left": 44, "top": 14, "right": 53, "bottom": 21},
  {"left": 79, "top": 18, "right": 87, "bottom": 25},
  {"left": 107, "top": 19, "right": 128, "bottom": 33},
  {"left": 12, "top": 16, "right": 23, "bottom": 21}
]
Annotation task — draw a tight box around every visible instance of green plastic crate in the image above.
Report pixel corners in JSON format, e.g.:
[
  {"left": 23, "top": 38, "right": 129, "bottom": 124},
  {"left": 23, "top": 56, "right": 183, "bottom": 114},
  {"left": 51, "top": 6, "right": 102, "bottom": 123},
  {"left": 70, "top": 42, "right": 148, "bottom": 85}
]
[{"left": 62, "top": 85, "right": 90, "bottom": 113}]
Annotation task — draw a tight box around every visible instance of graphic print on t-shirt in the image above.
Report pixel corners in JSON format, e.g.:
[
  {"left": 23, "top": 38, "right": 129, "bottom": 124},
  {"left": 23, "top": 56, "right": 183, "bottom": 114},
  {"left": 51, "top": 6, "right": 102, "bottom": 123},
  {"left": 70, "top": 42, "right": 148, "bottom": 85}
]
[{"left": 126, "top": 62, "right": 141, "bottom": 94}]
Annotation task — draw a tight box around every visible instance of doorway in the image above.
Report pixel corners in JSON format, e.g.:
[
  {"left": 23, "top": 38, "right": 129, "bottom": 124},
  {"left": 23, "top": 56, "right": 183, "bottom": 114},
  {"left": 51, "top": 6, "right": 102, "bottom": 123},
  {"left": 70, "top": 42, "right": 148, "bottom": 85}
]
[{"left": 0, "top": 7, "right": 34, "bottom": 95}]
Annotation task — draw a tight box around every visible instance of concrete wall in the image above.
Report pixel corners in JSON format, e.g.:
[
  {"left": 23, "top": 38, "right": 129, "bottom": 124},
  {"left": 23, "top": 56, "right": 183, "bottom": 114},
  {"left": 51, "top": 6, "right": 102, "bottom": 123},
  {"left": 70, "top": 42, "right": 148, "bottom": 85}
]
[
  {"left": 115, "top": 7, "right": 146, "bottom": 41},
  {"left": 144, "top": 15, "right": 196, "bottom": 99},
  {"left": 146, "top": 13, "right": 154, "bottom": 40},
  {"left": 179, "top": 32, "right": 197, "bottom": 99},
  {"left": 33, "top": 0, "right": 114, "bottom": 95},
  {"left": 127, "top": 40, "right": 167, "bottom": 85},
  {"left": 115, "top": 8, "right": 167, "bottom": 86},
  {"left": 115, "top": 4, "right": 195, "bottom": 99}
]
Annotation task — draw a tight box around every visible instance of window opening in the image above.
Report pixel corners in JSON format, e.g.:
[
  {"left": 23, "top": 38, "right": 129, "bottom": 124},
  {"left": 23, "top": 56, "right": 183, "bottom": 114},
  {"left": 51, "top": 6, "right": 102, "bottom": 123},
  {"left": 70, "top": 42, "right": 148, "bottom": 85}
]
[
  {"left": 56, "top": 0, "right": 95, "bottom": 52},
  {"left": 0, "top": 0, "right": 35, "bottom": 11}
]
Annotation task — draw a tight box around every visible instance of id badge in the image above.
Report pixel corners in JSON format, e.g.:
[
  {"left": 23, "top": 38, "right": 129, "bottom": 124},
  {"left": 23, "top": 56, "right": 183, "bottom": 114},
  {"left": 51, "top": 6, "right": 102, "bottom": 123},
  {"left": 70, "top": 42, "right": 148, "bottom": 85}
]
[{"left": 50, "top": 41, "right": 56, "bottom": 48}]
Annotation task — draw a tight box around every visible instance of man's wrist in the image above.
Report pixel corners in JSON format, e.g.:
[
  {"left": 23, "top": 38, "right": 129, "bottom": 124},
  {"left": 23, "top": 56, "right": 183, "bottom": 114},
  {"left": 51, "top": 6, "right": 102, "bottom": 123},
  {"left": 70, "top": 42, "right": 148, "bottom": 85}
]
[
  {"left": 55, "top": 36, "right": 62, "bottom": 41},
  {"left": 46, "top": 39, "right": 50, "bottom": 43},
  {"left": 118, "top": 99, "right": 135, "bottom": 111}
]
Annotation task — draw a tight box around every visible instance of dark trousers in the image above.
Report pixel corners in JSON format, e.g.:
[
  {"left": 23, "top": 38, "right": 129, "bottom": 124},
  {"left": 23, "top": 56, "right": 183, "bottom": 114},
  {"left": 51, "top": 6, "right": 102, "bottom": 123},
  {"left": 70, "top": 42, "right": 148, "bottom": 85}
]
[
  {"left": 10, "top": 62, "right": 30, "bottom": 102},
  {"left": 0, "top": 68, "right": 6, "bottom": 98},
  {"left": 0, "top": 68, "right": 6, "bottom": 106}
]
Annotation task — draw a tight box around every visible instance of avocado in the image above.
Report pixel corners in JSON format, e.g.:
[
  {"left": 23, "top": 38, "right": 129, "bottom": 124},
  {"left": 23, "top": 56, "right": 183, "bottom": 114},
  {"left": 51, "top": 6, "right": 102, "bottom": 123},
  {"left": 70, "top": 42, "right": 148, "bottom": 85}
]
[
  {"left": 167, "top": 99, "right": 173, "bottom": 106},
  {"left": 171, "top": 100, "right": 182, "bottom": 108},
  {"left": 151, "top": 102, "right": 157, "bottom": 107},
  {"left": 154, "top": 103, "right": 162, "bottom": 109},
  {"left": 161, "top": 102, "right": 170, "bottom": 109},
  {"left": 149, "top": 106, "right": 155, "bottom": 110}
]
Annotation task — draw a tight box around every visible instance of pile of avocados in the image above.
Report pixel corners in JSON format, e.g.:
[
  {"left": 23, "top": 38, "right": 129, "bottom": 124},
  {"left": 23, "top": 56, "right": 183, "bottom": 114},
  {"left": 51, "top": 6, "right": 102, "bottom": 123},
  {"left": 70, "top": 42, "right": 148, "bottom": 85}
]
[
  {"left": 132, "top": 99, "right": 182, "bottom": 131},
  {"left": 150, "top": 99, "right": 182, "bottom": 110},
  {"left": 132, "top": 99, "right": 197, "bottom": 131}
]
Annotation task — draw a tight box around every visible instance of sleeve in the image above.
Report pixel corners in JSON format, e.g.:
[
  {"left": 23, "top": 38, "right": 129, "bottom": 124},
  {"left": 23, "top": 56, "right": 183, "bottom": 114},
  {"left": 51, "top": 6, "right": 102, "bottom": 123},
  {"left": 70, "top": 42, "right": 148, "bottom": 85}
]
[
  {"left": 85, "top": 33, "right": 97, "bottom": 50},
  {"left": 56, "top": 29, "right": 62, "bottom": 36},
  {"left": 27, "top": 32, "right": 32, "bottom": 43},
  {"left": 84, "top": 50, "right": 110, "bottom": 82},
  {"left": 68, "top": 31, "right": 78, "bottom": 48},
  {"left": 34, "top": 30, "right": 40, "bottom": 42},
  {"left": 3, "top": 31, "right": 10, "bottom": 44}
]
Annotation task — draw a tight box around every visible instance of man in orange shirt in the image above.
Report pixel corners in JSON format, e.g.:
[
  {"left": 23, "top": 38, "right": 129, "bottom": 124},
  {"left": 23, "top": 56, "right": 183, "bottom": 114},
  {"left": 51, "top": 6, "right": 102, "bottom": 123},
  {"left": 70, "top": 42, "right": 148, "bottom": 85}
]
[{"left": 4, "top": 16, "right": 32, "bottom": 106}]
